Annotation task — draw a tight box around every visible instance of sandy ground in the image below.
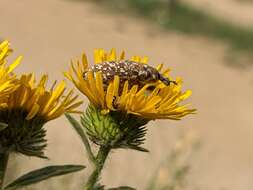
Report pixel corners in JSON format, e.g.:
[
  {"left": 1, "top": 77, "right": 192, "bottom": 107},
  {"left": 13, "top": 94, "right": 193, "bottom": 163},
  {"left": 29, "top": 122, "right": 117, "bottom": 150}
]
[
  {"left": 1, "top": 0, "right": 253, "bottom": 189},
  {"left": 184, "top": 0, "right": 253, "bottom": 28}
]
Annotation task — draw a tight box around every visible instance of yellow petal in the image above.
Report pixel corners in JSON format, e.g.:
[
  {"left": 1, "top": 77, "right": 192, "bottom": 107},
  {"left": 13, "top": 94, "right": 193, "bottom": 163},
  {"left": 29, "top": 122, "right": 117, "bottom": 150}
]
[
  {"left": 119, "top": 51, "right": 125, "bottom": 60},
  {"left": 82, "top": 53, "right": 88, "bottom": 69},
  {"left": 0, "top": 40, "right": 9, "bottom": 49},
  {"left": 156, "top": 64, "right": 163, "bottom": 71},
  {"left": 109, "top": 49, "right": 116, "bottom": 61},
  {"left": 106, "top": 82, "right": 115, "bottom": 110},
  {"left": 95, "top": 72, "right": 105, "bottom": 107},
  {"left": 26, "top": 104, "right": 40, "bottom": 120},
  {"left": 112, "top": 75, "right": 119, "bottom": 97},
  {"left": 141, "top": 56, "right": 148, "bottom": 64},
  {"left": 8, "top": 56, "right": 22, "bottom": 72}
]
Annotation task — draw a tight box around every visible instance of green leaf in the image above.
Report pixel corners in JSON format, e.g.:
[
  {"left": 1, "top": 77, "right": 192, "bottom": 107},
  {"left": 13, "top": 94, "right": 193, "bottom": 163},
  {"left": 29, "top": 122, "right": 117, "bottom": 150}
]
[
  {"left": 65, "top": 113, "right": 96, "bottom": 164},
  {"left": 0, "top": 122, "right": 8, "bottom": 131},
  {"left": 107, "top": 186, "right": 136, "bottom": 190},
  {"left": 4, "top": 165, "right": 85, "bottom": 190}
]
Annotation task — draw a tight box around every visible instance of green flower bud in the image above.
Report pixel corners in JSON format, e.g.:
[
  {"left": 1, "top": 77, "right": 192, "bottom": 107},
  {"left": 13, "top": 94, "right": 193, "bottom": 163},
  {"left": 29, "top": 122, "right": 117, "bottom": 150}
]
[{"left": 81, "top": 105, "right": 150, "bottom": 152}]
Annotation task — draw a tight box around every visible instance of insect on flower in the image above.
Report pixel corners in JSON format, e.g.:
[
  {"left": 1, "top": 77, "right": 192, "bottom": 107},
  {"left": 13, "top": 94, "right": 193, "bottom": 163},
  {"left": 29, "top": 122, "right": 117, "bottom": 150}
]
[
  {"left": 65, "top": 49, "right": 195, "bottom": 120},
  {"left": 83, "top": 60, "right": 177, "bottom": 91}
]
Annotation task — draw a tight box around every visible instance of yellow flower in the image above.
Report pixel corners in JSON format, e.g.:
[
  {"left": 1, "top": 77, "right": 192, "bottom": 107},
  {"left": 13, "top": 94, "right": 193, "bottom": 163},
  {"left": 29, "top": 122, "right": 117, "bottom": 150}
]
[
  {"left": 1, "top": 74, "right": 83, "bottom": 121},
  {"left": 65, "top": 49, "right": 195, "bottom": 120},
  {"left": 0, "top": 74, "right": 82, "bottom": 157},
  {"left": 0, "top": 40, "right": 21, "bottom": 102}
]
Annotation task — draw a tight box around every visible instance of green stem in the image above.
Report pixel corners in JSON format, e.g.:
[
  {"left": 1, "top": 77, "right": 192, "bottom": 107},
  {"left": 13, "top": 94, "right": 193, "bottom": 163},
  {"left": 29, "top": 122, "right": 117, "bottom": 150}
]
[
  {"left": 0, "top": 152, "right": 9, "bottom": 188},
  {"left": 84, "top": 146, "right": 111, "bottom": 190}
]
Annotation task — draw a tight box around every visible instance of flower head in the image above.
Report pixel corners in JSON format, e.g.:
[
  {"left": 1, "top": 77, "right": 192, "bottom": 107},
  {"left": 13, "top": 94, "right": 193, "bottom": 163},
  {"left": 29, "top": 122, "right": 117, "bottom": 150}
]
[
  {"left": 0, "top": 74, "right": 82, "bottom": 157},
  {"left": 6, "top": 74, "right": 83, "bottom": 121},
  {"left": 65, "top": 49, "right": 195, "bottom": 120}
]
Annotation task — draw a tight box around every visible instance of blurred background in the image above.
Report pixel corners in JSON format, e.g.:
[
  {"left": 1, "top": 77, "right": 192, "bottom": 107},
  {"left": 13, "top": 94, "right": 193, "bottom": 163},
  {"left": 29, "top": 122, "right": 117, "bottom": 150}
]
[{"left": 1, "top": 0, "right": 253, "bottom": 189}]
